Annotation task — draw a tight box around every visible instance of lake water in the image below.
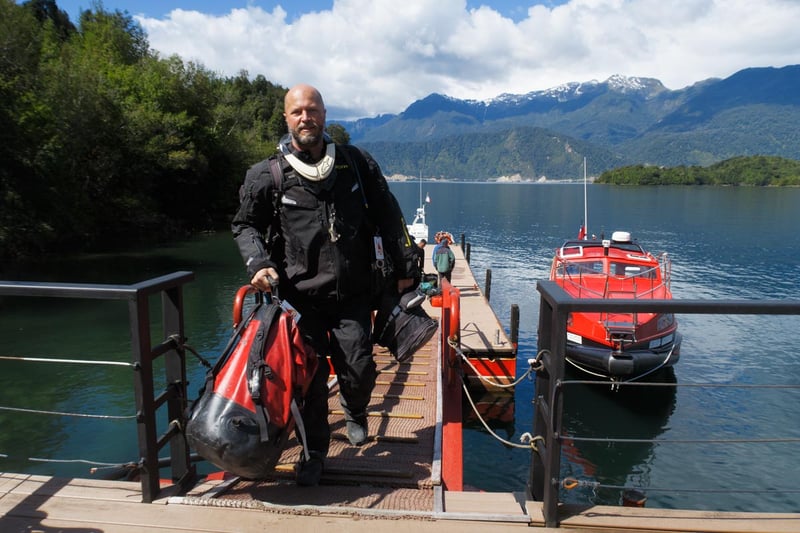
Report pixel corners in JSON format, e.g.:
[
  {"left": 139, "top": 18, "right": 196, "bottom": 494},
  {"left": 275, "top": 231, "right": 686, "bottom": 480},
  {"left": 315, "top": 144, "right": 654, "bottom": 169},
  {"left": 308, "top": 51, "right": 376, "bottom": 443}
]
[{"left": 2, "top": 182, "right": 799, "bottom": 513}]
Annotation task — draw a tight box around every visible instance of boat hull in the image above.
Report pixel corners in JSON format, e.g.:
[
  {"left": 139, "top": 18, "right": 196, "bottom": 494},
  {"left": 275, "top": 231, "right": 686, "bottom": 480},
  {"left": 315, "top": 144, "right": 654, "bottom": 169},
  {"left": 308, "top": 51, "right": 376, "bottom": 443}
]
[
  {"left": 550, "top": 233, "right": 682, "bottom": 381},
  {"left": 566, "top": 331, "right": 681, "bottom": 379}
]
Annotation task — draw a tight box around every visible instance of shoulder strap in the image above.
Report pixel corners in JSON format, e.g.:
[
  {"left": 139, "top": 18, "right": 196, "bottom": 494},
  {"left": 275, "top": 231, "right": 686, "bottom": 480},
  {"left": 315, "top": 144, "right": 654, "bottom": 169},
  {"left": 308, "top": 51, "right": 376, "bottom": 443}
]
[
  {"left": 247, "top": 302, "right": 282, "bottom": 443},
  {"left": 338, "top": 145, "right": 370, "bottom": 207},
  {"left": 268, "top": 156, "right": 282, "bottom": 188},
  {"left": 267, "top": 156, "right": 284, "bottom": 210},
  {"left": 264, "top": 156, "right": 288, "bottom": 249}
]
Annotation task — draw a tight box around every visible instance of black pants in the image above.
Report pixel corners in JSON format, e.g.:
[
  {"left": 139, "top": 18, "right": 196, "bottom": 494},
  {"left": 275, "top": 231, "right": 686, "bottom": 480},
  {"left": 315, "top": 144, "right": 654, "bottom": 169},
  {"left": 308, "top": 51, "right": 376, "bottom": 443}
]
[{"left": 293, "top": 295, "right": 375, "bottom": 456}]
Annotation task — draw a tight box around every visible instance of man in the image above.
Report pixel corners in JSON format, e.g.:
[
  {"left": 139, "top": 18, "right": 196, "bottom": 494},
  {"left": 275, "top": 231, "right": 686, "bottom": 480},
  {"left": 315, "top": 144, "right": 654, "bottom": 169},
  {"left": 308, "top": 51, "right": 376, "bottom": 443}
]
[
  {"left": 231, "top": 84, "right": 418, "bottom": 486},
  {"left": 433, "top": 237, "right": 455, "bottom": 283},
  {"left": 415, "top": 238, "right": 427, "bottom": 274}
]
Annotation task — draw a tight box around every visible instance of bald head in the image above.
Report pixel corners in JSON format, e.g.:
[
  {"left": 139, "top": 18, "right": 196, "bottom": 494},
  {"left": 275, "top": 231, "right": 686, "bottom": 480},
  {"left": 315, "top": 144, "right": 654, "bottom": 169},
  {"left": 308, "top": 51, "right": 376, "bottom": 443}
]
[
  {"left": 284, "top": 84, "right": 327, "bottom": 155},
  {"left": 284, "top": 84, "right": 324, "bottom": 111}
]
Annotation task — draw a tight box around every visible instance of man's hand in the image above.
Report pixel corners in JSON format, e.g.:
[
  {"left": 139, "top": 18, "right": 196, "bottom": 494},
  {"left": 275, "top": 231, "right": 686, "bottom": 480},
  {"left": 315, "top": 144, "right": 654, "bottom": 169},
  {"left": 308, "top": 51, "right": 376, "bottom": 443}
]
[{"left": 251, "top": 267, "right": 279, "bottom": 292}]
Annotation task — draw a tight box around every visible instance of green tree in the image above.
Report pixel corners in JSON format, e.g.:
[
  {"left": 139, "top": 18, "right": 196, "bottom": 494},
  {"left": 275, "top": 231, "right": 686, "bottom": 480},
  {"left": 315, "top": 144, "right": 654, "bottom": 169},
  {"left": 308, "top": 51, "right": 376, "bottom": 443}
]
[
  {"left": 0, "top": 0, "right": 52, "bottom": 260},
  {"left": 22, "top": 0, "right": 75, "bottom": 40},
  {"left": 327, "top": 122, "right": 350, "bottom": 145},
  {"left": 0, "top": 2, "right": 290, "bottom": 261}
]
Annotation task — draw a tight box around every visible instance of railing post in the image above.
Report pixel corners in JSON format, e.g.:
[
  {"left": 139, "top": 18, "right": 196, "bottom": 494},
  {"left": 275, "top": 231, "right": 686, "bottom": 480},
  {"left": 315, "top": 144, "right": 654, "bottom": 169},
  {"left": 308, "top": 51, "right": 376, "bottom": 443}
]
[
  {"left": 530, "top": 283, "right": 569, "bottom": 528},
  {"left": 162, "top": 285, "right": 195, "bottom": 489},
  {"left": 510, "top": 303, "right": 519, "bottom": 355},
  {"left": 530, "top": 295, "right": 550, "bottom": 501},
  {"left": 129, "top": 292, "right": 160, "bottom": 503},
  {"left": 439, "top": 279, "right": 463, "bottom": 491},
  {"left": 485, "top": 268, "right": 492, "bottom": 302}
]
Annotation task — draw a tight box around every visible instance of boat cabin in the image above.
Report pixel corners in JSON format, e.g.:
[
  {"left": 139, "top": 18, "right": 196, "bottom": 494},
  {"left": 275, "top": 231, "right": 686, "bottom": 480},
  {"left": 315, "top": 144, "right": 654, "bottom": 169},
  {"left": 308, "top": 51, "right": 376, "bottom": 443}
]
[{"left": 550, "top": 231, "right": 671, "bottom": 300}]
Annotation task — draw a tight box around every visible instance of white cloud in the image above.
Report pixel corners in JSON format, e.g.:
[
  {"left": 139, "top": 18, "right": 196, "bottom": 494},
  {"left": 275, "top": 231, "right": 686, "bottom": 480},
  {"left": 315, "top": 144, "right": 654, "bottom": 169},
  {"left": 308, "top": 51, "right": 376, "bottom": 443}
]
[{"left": 138, "top": 0, "right": 800, "bottom": 119}]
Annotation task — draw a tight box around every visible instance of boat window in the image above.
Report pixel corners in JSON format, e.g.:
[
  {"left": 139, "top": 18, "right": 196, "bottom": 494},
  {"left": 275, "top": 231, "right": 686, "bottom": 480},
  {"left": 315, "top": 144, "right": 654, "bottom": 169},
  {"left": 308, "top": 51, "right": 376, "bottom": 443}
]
[
  {"left": 611, "top": 262, "right": 656, "bottom": 278},
  {"left": 611, "top": 262, "right": 630, "bottom": 276},
  {"left": 561, "top": 261, "right": 603, "bottom": 275}
]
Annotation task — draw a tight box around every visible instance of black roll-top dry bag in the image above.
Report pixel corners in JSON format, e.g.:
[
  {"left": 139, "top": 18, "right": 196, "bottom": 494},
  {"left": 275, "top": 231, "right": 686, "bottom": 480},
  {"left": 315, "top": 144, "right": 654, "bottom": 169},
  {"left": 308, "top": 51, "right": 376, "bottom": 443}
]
[{"left": 373, "top": 289, "right": 437, "bottom": 362}]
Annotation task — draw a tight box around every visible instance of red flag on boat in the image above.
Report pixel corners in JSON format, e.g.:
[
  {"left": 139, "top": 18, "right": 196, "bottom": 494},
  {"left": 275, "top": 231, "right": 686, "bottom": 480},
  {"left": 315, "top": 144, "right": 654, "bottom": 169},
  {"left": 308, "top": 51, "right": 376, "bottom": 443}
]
[{"left": 577, "top": 224, "right": 586, "bottom": 240}]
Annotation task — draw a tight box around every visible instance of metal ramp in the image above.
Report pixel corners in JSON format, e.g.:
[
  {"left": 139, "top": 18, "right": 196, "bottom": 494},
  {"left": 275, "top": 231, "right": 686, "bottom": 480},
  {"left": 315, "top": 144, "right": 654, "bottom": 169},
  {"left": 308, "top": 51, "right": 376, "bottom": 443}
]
[{"left": 203, "top": 336, "right": 442, "bottom": 513}]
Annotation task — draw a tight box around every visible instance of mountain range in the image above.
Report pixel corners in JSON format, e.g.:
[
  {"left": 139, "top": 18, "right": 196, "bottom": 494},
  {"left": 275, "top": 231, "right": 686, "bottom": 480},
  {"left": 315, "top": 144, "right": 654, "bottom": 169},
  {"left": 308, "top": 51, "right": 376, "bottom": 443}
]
[{"left": 336, "top": 65, "right": 800, "bottom": 180}]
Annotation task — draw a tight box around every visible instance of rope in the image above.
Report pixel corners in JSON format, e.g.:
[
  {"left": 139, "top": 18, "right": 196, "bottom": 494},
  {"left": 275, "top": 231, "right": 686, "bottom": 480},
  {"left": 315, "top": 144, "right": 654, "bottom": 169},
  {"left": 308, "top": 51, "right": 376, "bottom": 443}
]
[
  {"left": 460, "top": 379, "right": 541, "bottom": 450},
  {"left": 89, "top": 463, "right": 139, "bottom": 475},
  {"left": 0, "top": 355, "right": 134, "bottom": 367},
  {"left": 448, "top": 336, "right": 541, "bottom": 389},
  {"left": 561, "top": 477, "right": 800, "bottom": 494},
  {"left": 170, "top": 335, "right": 212, "bottom": 370},
  {"left": 0, "top": 453, "right": 139, "bottom": 471},
  {"left": 0, "top": 405, "right": 135, "bottom": 419},
  {"left": 29, "top": 457, "right": 131, "bottom": 467},
  {"left": 446, "top": 335, "right": 545, "bottom": 450},
  {"left": 564, "top": 341, "right": 677, "bottom": 389},
  {"left": 562, "top": 434, "right": 800, "bottom": 445},
  {"left": 563, "top": 379, "right": 800, "bottom": 390},
  {"left": 0, "top": 337, "right": 213, "bottom": 371}
]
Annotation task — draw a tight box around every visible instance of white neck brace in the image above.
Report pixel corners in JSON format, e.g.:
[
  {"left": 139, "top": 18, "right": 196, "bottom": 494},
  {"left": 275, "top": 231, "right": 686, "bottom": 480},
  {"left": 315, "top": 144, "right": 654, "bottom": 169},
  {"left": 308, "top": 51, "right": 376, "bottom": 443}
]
[{"left": 284, "top": 143, "right": 336, "bottom": 181}]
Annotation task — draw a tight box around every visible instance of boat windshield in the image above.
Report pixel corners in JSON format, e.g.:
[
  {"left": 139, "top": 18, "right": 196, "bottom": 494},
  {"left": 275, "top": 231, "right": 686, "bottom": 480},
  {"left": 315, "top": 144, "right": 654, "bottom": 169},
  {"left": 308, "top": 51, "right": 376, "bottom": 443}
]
[
  {"left": 559, "top": 261, "right": 604, "bottom": 276},
  {"left": 610, "top": 262, "right": 657, "bottom": 279},
  {"left": 557, "top": 260, "right": 659, "bottom": 279}
]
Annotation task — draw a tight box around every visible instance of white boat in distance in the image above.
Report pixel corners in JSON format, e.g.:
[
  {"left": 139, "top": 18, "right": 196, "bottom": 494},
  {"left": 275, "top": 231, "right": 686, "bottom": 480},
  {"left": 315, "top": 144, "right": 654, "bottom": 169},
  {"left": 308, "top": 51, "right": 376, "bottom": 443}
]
[{"left": 407, "top": 174, "right": 429, "bottom": 243}]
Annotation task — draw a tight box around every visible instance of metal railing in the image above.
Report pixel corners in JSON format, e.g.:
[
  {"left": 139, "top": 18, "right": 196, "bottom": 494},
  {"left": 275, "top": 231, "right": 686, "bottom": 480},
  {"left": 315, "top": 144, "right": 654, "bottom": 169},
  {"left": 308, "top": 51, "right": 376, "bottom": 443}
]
[
  {"left": 0, "top": 271, "right": 196, "bottom": 503},
  {"left": 530, "top": 280, "right": 800, "bottom": 527},
  {"left": 430, "top": 277, "right": 464, "bottom": 491}
]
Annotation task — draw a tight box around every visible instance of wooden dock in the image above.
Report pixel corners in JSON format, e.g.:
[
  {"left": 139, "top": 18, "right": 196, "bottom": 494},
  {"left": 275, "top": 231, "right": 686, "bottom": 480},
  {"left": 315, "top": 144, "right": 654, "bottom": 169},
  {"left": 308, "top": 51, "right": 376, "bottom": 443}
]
[
  {"left": 2, "top": 243, "right": 799, "bottom": 531},
  {"left": 4, "top": 472, "right": 800, "bottom": 532},
  {"left": 425, "top": 241, "right": 518, "bottom": 389},
  {"left": 440, "top": 243, "right": 514, "bottom": 354}
]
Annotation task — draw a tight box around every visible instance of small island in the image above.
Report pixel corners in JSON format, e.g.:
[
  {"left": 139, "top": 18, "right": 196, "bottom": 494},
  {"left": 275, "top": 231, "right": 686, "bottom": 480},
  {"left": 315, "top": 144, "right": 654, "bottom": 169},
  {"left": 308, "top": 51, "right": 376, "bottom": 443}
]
[{"left": 596, "top": 155, "right": 800, "bottom": 186}]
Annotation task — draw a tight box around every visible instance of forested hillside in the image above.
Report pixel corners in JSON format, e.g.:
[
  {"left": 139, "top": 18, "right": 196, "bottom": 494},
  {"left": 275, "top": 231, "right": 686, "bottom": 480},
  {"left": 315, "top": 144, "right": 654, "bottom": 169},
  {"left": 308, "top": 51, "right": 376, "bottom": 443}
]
[
  {"left": 1, "top": 0, "right": 288, "bottom": 262},
  {"left": 596, "top": 156, "right": 800, "bottom": 186},
  {"left": 363, "top": 127, "right": 624, "bottom": 180}
]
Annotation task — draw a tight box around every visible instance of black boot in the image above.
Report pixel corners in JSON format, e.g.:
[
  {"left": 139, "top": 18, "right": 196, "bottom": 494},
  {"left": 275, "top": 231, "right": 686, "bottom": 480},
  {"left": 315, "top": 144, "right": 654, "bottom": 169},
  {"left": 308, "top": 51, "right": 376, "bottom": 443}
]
[
  {"left": 295, "top": 451, "right": 325, "bottom": 486},
  {"left": 346, "top": 417, "right": 368, "bottom": 446}
]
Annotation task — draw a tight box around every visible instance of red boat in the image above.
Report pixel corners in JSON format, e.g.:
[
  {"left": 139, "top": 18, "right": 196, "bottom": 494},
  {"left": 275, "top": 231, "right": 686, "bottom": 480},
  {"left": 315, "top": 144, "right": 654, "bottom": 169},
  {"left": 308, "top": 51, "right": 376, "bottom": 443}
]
[{"left": 549, "top": 230, "right": 681, "bottom": 382}]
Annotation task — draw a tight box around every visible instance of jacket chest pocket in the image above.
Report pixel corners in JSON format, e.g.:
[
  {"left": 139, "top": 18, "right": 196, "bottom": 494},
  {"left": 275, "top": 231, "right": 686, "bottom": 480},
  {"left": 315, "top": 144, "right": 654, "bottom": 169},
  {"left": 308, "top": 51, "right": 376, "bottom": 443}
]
[{"left": 279, "top": 191, "right": 327, "bottom": 271}]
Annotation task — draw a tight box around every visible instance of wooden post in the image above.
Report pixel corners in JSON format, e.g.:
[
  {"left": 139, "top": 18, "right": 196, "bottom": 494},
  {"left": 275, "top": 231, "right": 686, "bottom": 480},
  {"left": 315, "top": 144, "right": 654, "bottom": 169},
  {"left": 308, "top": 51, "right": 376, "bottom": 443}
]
[{"left": 510, "top": 304, "right": 519, "bottom": 355}]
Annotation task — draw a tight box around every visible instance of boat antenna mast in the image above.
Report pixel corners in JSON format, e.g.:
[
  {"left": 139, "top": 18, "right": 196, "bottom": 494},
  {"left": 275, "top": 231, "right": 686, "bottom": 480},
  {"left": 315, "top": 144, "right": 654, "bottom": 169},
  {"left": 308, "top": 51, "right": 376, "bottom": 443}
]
[
  {"left": 582, "top": 157, "right": 588, "bottom": 240},
  {"left": 419, "top": 170, "right": 423, "bottom": 213}
]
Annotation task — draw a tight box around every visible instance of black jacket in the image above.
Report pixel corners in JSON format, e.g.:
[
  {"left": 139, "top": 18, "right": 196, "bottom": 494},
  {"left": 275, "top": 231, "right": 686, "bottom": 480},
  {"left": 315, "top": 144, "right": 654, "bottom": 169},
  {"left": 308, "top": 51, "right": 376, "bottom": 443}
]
[{"left": 232, "top": 144, "right": 418, "bottom": 302}]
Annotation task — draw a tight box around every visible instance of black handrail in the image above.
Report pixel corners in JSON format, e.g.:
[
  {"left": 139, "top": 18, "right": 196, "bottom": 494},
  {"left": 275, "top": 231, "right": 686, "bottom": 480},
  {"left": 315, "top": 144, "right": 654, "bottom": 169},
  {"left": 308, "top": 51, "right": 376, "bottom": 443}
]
[
  {"left": 0, "top": 271, "right": 196, "bottom": 503},
  {"left": 531, "top": 280, "right": 800, "bottom": 527}
]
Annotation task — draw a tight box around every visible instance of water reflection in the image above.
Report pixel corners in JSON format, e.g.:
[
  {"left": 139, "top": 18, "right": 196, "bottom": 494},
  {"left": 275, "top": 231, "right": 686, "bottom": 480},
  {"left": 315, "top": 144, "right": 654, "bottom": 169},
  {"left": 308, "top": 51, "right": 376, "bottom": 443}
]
[
  {"left": 462, "top": 390, "right": 516, "bottom": 440},
  {"left": 559, "top": 369, "right": 677, "bottom": 506}
]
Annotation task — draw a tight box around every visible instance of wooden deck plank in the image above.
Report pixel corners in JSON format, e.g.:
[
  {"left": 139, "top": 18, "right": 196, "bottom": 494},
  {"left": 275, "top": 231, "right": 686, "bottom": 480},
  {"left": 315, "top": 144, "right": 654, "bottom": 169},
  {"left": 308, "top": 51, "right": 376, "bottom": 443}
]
[
  {"left": 443, "top": 489, "right": 528, "bottom": 516},
  {"left": 5, "top": 474, "right": 797, "bottom": 533},
  {"left": 525, "top": 501, "right": 800, "bottom": 532},
  {"left": 0, "top": 474, "right": 536, "bottom": 532}
]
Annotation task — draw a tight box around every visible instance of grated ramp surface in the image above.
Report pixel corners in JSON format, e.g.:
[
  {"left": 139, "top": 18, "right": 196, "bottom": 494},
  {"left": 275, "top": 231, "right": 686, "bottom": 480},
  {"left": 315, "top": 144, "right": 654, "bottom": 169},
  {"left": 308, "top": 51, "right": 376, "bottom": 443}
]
[{"left": 213, "top": 334, "right": 441, "bottom": 512}]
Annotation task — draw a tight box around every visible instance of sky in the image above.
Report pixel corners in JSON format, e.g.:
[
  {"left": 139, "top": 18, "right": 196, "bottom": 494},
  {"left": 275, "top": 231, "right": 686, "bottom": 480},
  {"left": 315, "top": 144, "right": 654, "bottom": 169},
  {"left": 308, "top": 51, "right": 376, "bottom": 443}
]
[{"left": 48, "top": 0, "right": 800, "bottom": 119}]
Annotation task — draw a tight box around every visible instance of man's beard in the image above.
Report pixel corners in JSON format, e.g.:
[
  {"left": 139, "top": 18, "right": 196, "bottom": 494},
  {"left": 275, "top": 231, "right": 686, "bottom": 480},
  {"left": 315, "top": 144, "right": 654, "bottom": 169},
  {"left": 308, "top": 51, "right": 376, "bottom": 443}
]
[{"left": 290, "top": 124, "right": 321, "bottom": 148}]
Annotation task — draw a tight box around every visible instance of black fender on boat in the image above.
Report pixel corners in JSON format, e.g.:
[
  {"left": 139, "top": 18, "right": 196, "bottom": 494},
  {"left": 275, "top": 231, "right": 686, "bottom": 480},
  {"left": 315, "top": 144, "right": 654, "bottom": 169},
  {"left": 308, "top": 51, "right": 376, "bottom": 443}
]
[{"left": 566, "top": 332, "right": 682, "bottom": 379}]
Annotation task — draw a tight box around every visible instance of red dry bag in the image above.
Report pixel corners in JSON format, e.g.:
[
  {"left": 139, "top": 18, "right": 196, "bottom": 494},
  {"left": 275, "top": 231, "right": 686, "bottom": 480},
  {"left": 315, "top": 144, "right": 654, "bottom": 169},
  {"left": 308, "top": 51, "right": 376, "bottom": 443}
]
[{"left": 185, "top": 287, "right": 317, "bottom": 479}]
